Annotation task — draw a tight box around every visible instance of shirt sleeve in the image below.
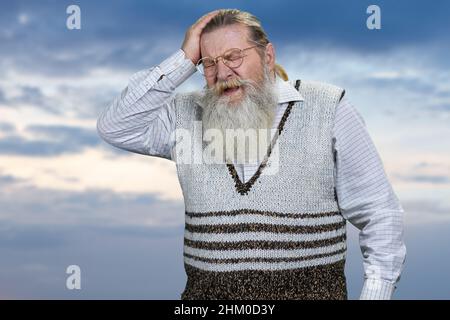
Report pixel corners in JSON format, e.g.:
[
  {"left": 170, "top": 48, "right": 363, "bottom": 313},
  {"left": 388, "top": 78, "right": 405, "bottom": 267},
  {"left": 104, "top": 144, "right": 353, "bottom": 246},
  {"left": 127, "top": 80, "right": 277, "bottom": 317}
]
[
  {"left": 333, "top": 96, "right": 407, "bottom": 300},
  {"left": 96, "top": 49, "right": 196, "bottom": 160}
]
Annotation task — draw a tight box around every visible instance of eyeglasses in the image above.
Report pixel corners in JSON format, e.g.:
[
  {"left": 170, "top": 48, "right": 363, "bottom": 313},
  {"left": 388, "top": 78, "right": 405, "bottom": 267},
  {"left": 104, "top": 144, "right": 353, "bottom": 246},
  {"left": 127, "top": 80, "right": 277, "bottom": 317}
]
[{"left": 196, "top": 42, "right": 265, "bottom": 77}]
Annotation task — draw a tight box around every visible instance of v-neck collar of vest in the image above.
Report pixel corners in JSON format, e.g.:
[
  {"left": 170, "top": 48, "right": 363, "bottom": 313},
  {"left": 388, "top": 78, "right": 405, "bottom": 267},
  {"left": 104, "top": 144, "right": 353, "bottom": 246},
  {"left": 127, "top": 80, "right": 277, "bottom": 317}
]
[{"left": 226, "top": 79, "right": 302, "bottom": 195}]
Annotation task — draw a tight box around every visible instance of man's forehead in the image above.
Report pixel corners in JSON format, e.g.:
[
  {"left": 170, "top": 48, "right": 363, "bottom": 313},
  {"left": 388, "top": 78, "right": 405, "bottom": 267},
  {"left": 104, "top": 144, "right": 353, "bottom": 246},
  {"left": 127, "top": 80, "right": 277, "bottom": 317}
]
[{"left": 200, "top": 25, "right": 251, "bottom": 57}]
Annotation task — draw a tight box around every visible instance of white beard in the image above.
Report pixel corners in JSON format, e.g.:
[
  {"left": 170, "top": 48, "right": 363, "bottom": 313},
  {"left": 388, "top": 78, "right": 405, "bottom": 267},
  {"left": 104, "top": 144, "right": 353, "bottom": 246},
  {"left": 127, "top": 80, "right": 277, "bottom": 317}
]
[{"left": 198, "top": 64, "right": 278, "bottom": 165}]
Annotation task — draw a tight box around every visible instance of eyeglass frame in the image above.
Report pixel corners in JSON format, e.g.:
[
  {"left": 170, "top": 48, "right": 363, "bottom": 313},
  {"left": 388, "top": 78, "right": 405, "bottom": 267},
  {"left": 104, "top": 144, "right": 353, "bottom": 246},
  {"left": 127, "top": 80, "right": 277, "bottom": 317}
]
[{"left": 195, "top": 40, "right": 267, "bottom": 77}]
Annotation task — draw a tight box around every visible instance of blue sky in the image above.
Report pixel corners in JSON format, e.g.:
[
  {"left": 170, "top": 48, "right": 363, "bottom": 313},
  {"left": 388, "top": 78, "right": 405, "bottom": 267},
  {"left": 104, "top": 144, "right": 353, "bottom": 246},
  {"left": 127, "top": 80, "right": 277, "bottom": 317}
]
[{"left": 0, "top": 0, "right": 449, "bottom": 299}]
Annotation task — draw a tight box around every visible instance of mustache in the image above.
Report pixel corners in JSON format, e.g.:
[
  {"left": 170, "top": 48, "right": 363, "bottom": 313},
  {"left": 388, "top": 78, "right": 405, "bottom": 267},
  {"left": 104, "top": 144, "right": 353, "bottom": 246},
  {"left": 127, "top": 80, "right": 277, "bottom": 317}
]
[{"left": 211, "top": 77, "right": 255, "bottom": 96}]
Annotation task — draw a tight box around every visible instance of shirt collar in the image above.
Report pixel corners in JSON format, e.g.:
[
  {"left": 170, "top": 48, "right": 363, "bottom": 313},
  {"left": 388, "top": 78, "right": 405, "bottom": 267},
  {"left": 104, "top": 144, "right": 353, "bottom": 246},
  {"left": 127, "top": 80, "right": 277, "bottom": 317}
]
[{"left": 275, "top": 75, "right": 304, "bottom": 104}]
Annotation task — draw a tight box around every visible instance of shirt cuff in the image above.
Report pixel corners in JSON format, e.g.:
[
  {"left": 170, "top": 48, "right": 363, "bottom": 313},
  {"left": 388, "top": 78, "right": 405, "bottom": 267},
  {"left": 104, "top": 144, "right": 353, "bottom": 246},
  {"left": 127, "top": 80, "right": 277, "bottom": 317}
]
[
  {"left": 157, "top": 49, "right": 197, "bottom": 87},
  {"left": 360, "top": 278, "right": 396, "bottom": 300}
]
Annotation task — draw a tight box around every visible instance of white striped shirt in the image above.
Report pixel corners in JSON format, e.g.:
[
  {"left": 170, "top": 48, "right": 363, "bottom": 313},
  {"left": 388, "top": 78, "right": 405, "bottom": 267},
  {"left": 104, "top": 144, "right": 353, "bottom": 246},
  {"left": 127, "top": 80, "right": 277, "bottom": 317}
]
[{"left": 97, "top": 49, "right": 406, "bottom": 300}]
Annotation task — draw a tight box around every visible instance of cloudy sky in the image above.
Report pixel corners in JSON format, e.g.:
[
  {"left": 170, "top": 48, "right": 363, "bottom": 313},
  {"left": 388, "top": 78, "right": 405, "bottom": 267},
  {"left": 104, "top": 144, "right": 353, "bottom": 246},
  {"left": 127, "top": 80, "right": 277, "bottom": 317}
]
[{"left": 0, "top": 0, "right": 449, "bottom": 299}]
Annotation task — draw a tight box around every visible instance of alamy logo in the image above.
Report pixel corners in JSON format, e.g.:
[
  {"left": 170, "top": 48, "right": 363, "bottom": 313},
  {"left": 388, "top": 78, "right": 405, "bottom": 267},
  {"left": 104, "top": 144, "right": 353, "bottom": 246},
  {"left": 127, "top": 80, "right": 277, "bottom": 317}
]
[
  {"left": 66, "top": 265, "right": 81, "bottom": 290},
  {"left": 366, "top": 5, "right": 381, "bottom": 30},
  {"left": 171, "top": 124, "right": 281, "bottom": 176},
  {"left": 66, "top": 5, "right": 81, "bottom": 30}
]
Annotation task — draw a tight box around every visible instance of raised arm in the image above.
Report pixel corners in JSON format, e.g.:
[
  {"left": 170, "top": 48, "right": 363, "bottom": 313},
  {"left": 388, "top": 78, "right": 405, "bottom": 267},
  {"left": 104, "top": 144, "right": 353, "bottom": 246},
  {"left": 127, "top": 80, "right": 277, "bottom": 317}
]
[
  {"left": 96, "top": 50, "right": 195, "bottom": 160},
  {"left": 97, "top": 10, "right": 220, "bottom": 160}
]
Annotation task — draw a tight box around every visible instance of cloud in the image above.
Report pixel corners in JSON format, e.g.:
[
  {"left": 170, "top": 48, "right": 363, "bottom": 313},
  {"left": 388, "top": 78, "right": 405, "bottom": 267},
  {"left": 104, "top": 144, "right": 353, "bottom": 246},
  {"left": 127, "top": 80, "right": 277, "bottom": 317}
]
[
  {"left": 0, "top": 222, "right": 186, "bottom": 299},
  {"left": 0, "top": 84, "right": 54, "bottom": 113},
  {"left": 0, "top": 207, "right": 449, "bottom": 299},
  {"left": 0, "top": 172, "right": 27, "bottom": 186},
  {"left": 0, "top": 172, "right": 184, "bottom": 227},
  {"left": 0, "top": 147, "right": 183, "bottom": 201},
  {"left": 392, "top": 161, "right": 450, "bottom": 187},
  {"left": 0, "top": 121, "right": 15, "bottom": 133},
  {"left": 429, "top": 103, "right": 450, "bottom": 113},
  {"left": 0, "top": 88, "right": 6, "bottom": 103},
  {"left": 0, "top": 224, "right": 69, "bottom": 250},
  {"left": 11, "top": 85, "right": 56, "bottom": 113},
  {"left": 402, "top": 199, "right": 450, "bottom": 225},
  {"left": 0, "top": 125, "right": 100, "bottom": 156},
  {"left": 1, "top": 0, "right": 449, "bottom": 78},
  {"left": 0, "top": 1, "right": 184, "bottom": 77},
  {"left": 397, "top": 174, "right": 450, "bottom": 185},
  {"left": 0, "top": 169, "right": 186, "bottom": 298},
  {"left": 17, "top": 13, "right": 30, "bottom": 26}
]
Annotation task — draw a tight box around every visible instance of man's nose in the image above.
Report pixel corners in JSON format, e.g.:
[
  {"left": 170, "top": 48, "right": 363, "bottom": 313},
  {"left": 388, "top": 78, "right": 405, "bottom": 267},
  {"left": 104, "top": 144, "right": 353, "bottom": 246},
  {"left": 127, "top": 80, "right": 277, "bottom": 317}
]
[{"left": 216, "top": 58, "right": 234, "bottom": 81}]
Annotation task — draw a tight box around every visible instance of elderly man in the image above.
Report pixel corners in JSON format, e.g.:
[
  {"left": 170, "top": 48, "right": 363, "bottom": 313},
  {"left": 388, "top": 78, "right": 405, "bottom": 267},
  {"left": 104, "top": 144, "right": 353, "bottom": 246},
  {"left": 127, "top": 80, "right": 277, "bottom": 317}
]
[{"left": 97, "top": 9, "right": 406, "bottom": 300}]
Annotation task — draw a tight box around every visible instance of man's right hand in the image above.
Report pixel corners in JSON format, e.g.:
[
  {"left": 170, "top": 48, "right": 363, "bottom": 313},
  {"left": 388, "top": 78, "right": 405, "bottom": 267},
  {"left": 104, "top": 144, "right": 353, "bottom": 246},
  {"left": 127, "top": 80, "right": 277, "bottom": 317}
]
[{"left": 181, "top": 10, "right": 221, "bottom": 66}]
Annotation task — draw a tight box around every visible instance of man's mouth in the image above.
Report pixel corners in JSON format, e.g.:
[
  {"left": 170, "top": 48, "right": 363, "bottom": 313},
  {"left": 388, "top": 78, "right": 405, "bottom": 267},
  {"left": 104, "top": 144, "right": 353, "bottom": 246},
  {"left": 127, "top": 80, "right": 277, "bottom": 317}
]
[{"left": 223, "top": 86, "right": 240, "bottom": 95}]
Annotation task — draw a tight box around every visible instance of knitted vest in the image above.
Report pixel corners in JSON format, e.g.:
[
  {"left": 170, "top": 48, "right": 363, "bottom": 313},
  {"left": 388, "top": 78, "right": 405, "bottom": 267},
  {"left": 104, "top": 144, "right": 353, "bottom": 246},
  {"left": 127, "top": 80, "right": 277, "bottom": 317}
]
[{"left": 172, "top": 80, "right": 347, "bottom": 300}]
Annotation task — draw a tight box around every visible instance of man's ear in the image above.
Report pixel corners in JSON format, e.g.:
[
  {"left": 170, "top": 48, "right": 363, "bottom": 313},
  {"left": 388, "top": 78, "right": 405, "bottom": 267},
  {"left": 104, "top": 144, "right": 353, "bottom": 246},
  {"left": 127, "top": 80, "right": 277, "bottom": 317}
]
[{"left": 265, "top": 43, "right": 275, "bottom": 70}]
